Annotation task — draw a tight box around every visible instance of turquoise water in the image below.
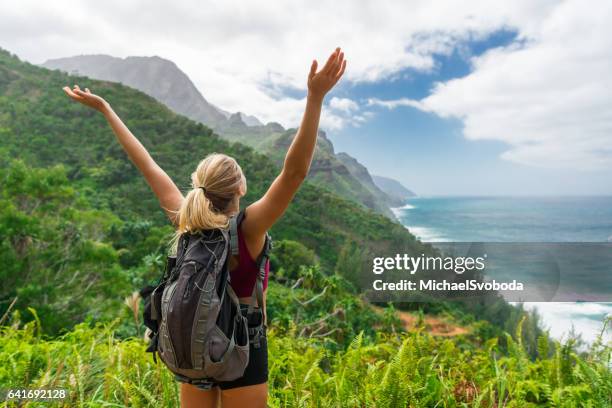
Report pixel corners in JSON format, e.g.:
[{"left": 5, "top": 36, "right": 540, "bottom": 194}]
[
  {"left": 394, "top": 196, "right": 612, "bottom": 243},
  {"left": 393, "top": 196, "right": 612, "bottom": 343}
]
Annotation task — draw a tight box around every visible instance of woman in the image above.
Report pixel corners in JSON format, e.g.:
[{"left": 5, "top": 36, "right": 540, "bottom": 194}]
[{"left": 63, "top": 47, "right": 346, "bottom": 407}]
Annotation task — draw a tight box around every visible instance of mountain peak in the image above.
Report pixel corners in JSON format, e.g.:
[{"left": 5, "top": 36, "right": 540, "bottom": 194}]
[
  {"left": 42, "top": 54, "right": 228, "bottom": 127},
  {"left": 264, "top": 122, "right": 285, "bottom": 132},
  {"left": 227, "top": 112, "right": 247, "bottom": 127}
]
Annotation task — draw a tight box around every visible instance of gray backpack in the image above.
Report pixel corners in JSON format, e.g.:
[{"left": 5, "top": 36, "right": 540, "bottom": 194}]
[{"left": 141, "top": 210, "right": 271, "bottom": 383}]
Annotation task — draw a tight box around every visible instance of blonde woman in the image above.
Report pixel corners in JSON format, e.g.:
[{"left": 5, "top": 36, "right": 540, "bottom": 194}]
[{"left": 63, "top": 47, "right": 346, "bottom": 407}]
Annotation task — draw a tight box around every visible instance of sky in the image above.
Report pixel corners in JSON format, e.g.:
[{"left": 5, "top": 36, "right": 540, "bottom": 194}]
[{"left": 1, "top": 0, "right": 611, "bottom": 195}]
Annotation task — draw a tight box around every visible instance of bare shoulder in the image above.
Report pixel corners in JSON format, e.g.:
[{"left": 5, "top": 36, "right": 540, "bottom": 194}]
[{"left": 240, "top": 207, "right": 267, "bottom": 260}]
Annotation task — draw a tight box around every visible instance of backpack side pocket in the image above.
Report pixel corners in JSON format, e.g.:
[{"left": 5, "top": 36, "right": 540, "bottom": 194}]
[{"left": 204, "top": 314, "right": 250, "bottom": 381}]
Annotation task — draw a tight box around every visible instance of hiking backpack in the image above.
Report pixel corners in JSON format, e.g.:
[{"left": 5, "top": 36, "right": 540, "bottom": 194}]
[{"left": 140, "top": 210, "right": 272, "bottom": 382}]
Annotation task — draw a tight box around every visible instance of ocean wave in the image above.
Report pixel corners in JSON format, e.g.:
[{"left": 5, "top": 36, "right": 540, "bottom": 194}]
[
  {"left": 521, "top": 302, "right": 612, "bottom": 344},
  {"left": 391, "top": 203, "right": 415, "bottom": 219},
  {"left": 404, "top": 225, "right": 449, "bottom": 242},
  {"left": 392, "top": 203, "right": 415, "bottom": 211}
]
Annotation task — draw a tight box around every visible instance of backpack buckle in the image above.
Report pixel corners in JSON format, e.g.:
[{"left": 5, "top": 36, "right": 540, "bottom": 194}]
[{"left": 248, "top": 325, "right": 265, "bottom": 349}]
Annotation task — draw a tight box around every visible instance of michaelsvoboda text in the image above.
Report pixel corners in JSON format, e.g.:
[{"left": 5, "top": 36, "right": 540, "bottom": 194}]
[{"left": 371, "top": 254, "right": 524, "bottom": 292}]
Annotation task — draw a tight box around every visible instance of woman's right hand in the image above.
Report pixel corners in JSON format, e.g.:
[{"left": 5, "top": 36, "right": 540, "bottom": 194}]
[
  {"left": 63, "top": 85, "right": 110, "bottom": 113},
  {"left": 307, "top": 47, "right": 346, "bottom": 100}
]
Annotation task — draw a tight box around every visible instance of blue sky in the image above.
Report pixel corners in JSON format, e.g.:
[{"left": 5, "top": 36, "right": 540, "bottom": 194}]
[
  {"left": 328, "top": 30, "right": 612, "bottom": 196},
  {"left": 2, "top": 0, "right": 611, "bottom": 196},
  {"left": 330, "top": 31, "right": 517, "bottom": 196}
]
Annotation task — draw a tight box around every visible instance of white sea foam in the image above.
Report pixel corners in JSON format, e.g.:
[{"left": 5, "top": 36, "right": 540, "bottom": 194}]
[
  {"left": 404, "top": 225, "right": 448, "bottom": 242},
  {"left": 391, "top": 203, "right": 415, "bottom": 219},
  {"left": 394, "top": 196, "right": 612, "bottom": 345},
  {"left": 520, "top": 302, "right": 612, "bottom": 344},
  {"left": 393, "top": 202, "right": 447, "bottom": 241}
]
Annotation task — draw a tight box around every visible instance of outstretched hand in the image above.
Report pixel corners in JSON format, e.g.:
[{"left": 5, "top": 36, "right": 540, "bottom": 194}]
[
  {"left": 308, "top": 47, "right": 347, "bottom": 100},
  {"left": 63, "top": 85, "right": 109, "bottom": 112}
]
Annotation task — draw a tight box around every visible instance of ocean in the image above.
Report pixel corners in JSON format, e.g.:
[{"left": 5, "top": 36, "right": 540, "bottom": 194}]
[{"left": 393, "top": 196, "right": 612, "bottom": 344}]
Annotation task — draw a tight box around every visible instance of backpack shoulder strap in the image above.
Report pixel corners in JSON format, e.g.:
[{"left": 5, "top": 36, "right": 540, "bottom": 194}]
[
  {"left": 228, "top": 210, "right": 245, "bottom": 256},
  {"left": 247, "top": 232, "right": 272, "bottom": 347},
  {"left": 168, "top": 233, "right": 190, "bottom": 281}
]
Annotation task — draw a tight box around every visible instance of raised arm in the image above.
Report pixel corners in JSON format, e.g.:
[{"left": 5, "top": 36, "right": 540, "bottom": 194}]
[
  {"left": 63, "top": 85, "right": 184, "bottom": 225},
  {"left": 242, "top": 47, "right": 346, "bottom": 239}
]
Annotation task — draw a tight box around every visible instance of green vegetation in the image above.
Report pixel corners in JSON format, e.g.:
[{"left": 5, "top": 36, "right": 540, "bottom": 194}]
[
  {"left": 0, "top": 48, "right": 424, "bottom": 271},
  {"left": 2, "top": 141, "right": 608, "bottom": 408},
  {"left": 41, "top": 53, "right": 400, "bottom": 219},
  {"left": 1, "top": 311, "right": 610, "bottom": 407},
  {"left": 0, "top": 158, "right": 130, "bottom": 334},
  {"left": 1, "top": 47, "right": 610, "bottom": 407},
  {"left": 217, "top": 125, "right": 396, "bottom": 219}
]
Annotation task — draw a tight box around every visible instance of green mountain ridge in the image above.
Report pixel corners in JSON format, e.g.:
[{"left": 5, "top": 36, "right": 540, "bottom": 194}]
[
  {"left": 1, "top": 47, "right": 426, "bottom": 272},
  {"left": 41, "top": 53, "right": 406, "bottom": 219},
  {"left": 4, "top": 47, "right": 609, "bottom": 407},
  {"left": 221, "top": 125, "right": 398, "bottom": 219},
  {"left": 1, "top": 47, "right": 538, "bottom": 337},
  {"left": 335, "top": 152, "right": 408, "bottom": 211}
]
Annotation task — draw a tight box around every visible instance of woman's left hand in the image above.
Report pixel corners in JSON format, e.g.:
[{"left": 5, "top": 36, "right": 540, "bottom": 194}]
[{"left": 307, "top": 47, "right": 347, "bottom": 100}]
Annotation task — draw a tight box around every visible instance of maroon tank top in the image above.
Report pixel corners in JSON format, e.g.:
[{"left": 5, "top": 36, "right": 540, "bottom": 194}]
[{"left": 229, "top": 227, "right": 270, "bottom": 297}]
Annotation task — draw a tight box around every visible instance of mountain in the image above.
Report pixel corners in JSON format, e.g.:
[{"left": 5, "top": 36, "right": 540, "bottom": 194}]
[
  {"left": 218, "top": 124, "right": 396, "bottom": 218},
  {"left": 335, "top": 152, "right": 403, "bottom": 210},
  {"left": 2, "top": 48, "right": 427, "bottom": 271},
  {"left": 216, "top": 106, "right": 264, "bottom": 126},
  {"left": 42, "top": 54, "right": 229, "bottom": 127},
  {"left": 2, "top": 49, "right": 546, "bottom": 382},
  {"left": 40, "top": 54, "right": 405, "bottom": 220},
  {"left": 372, "top": 175, "right": 416, "bottom": 207},
  {"left": 238, "top": 112, "right": 264, "bottom": 126}
]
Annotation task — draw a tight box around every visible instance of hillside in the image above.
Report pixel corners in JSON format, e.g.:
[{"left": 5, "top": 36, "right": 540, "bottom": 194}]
[
  {"left": 41, "top": 54, "right": 401, "bottom": 219},
  {"left": 3, "top": 47, "right": 610, "bottom": 407},
  {"left": 3, "top": 315, "right": 610, "bottom": 407},
  {"left": 1, "top": 48, "right": 426, "bottom": 271},
  {"left": 2, "top": 154, "right": 610, "bottom": 407},
  {"left": 336, "top": 152, "right": 402, "bottom": 210},
  {"left": 372, "top": 174, "right": 416, "bottom": 207},
  {"left": 1, "top": 47, "right": 539, "bottom": 332},
  {"left": 1, "top": 46, "right": 545, "bottom": 337},
  {"left": 220, "top": 125, "right": 397, "bottom": 219}
]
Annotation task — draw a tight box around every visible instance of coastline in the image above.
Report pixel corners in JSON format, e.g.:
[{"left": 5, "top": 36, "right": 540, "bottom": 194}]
[{"left": 391, "top": 196, "right": 612, "bottom": 344}]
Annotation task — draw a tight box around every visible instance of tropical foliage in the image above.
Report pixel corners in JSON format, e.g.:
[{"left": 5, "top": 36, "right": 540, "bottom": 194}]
[
  {"left": 1, "top": 312, "right": 610, "bottom": 407},
  {"left": 0, "top": 48, "right": 426, "bottom": 271},
  {"left": 1, "top": 47, "right": 610, "bottom": 407}
]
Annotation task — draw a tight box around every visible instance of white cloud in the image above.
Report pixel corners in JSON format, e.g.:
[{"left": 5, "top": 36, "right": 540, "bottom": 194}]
[
  {"left": 367, "top": 98, "right": 424, "bottom": 110},
  {"left": 329, "top": 97, "right": 358, "bottom": 113},
  {"left": 369, "top": 0, "right": 612, "bottom": 170},
  {"left": 0, "top": 0, "right": 556, "bottom": 130},
  {"left": 3, "top": 0, "right": 610, "bottom": 170},
  {"left": 324, "top": 97, "right": 362, "bottom": 129}
]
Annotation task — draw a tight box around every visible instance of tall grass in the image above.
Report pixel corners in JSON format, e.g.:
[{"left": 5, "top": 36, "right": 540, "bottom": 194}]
[{"left": 1, "top": 314, "right": 610, "bottom": 407}]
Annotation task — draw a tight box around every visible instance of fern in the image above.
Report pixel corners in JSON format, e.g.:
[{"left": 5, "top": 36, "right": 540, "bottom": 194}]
[{"left": 0, "top": 313, "right": 610, "bottom": 407}]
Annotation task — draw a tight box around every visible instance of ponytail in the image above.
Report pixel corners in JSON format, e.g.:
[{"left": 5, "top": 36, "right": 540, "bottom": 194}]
[{"left": 168, "top": 153, "right": 245, "bottom": 254}]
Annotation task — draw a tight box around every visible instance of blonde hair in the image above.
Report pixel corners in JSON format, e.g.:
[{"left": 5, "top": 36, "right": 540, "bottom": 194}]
[{"left": 169, "top": 153, "right": 246, "bottom": 252}]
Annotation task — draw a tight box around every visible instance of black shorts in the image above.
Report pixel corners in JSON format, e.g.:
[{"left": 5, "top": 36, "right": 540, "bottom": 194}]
[{"left": 175, "top": 304, "right": 268, "bottom": 391}]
